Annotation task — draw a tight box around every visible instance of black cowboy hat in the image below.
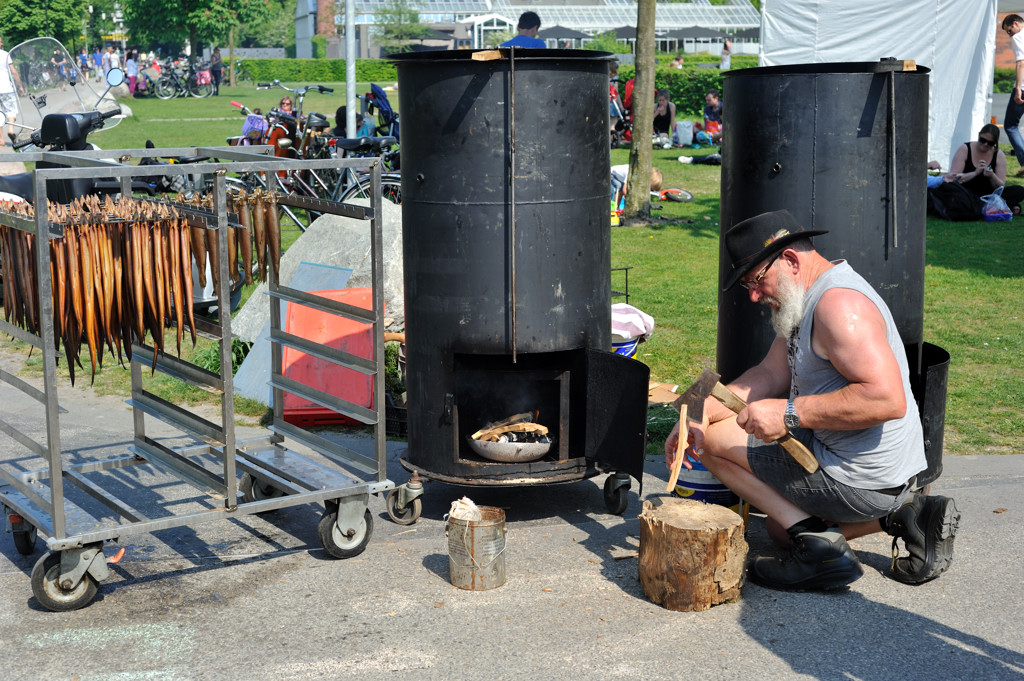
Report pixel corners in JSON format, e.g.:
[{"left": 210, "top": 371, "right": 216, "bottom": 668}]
[{"left": 721, "top": 210, "right": 828, "bottom": 291}]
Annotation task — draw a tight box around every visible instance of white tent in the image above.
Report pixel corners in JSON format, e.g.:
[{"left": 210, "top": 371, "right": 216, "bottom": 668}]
[{"left": 760, "top": 0, "right": 997, "bottom": 168}]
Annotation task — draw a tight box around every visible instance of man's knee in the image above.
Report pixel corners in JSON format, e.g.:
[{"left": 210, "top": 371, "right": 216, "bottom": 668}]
[{"left": 701, "top": 418, "right": 750, "bottom": 469}]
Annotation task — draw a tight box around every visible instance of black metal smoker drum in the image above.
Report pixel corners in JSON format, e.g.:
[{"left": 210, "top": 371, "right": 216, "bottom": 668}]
[
  {"left": 393, "top": 49, "right": 648, "bottom": 491},
  {"left": 718, "top": 61, "right": 930, "bottom": 379},
  {"left": 718, "top": 61, "right": 945, "bottom": 485}
]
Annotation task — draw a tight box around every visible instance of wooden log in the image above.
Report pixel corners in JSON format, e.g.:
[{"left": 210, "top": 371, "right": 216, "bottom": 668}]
[{"left": 638, "top": 496, "right": 747, "bottom": 611}]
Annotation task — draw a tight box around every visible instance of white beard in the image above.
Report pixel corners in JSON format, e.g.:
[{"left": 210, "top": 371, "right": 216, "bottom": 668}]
[{"left": 766, "top": 270, "right": 806, "bottom": 339}]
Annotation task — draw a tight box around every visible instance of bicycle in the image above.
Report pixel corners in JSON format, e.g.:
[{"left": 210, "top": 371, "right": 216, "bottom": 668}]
[
  {"left": 155, "top": 60, "right": 213, "bottom": 99},
  {"left": 331, "top": 137, "right": 402, "bottom": 205},
  {"left": 224, "top": 94, "right": 402, "bottom": 231},
  {"left": 233, "top": 59, "right": 253, "bottom": 85}
]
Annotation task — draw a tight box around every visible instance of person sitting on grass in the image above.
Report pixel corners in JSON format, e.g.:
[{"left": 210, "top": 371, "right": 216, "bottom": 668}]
[
  {"left": 936, "top": 123, "right": 1024, "bottom": 216},
  {"left": 653, "top": 89, "right": 676, "bottom": 146},
  {"left": 701, "top": 89, "right": 723, "bottom": 144}
]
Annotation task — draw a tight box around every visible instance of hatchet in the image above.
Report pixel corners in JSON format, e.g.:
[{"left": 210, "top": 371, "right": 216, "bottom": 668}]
[{"left": 673, "top": 368, "right": 819, "bottom": 474}]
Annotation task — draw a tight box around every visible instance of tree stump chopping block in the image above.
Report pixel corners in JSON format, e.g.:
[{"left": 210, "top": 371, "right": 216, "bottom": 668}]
[{"left": 638, "top": 496, "right": 748, "bottom": 611}]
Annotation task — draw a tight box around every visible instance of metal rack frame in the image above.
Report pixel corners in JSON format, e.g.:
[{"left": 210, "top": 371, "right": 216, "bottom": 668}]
[{"left": 0, "top": 145, "right": 392, "bottom": 610}]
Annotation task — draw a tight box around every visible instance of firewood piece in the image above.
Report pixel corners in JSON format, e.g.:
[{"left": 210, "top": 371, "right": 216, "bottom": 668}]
[
  {"left": 638, "top": 496, "right": 747, "bottom": 612},
  {"left": 470, "top": 412, "right": 534, "bottom": 440},
  {"left": 472, "top": 421, "right": 548, "bottom": 442}
]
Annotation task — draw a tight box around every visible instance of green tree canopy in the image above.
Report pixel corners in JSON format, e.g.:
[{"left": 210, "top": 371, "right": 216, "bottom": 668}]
[
  {"left": 0, "top": 0, "right": 85, "bottom": 48},
  {"left": 583, "top": 31, "right": 624, "bottom": 53},
  {"left": 237, "top": 0, "right": 295, "bottom": 50},
  {"left": 484, "top": 30, "right": 513, "bottom": 49},
  {"left": 124, "top": 0, "right": 273, "bottom": 57},
  {"left": 374, "top": 0, "right": 432, "bottom": 54}
]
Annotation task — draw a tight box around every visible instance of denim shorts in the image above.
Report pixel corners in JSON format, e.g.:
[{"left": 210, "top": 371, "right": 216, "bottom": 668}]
[{"left": 747, "top": 429, "right": 909, "bottom": 523}]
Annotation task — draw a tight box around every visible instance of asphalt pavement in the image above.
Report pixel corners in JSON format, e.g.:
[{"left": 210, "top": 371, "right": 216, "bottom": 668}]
[{"left": 0, "top": 365, "right": 1020, "bottom": 681}]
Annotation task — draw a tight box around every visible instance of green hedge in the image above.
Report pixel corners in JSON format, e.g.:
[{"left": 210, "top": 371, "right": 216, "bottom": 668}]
[
  {"left": 617, "top": 64, "right": 738, "bottom": 118},
  {"left": 996, "top": 67, "right": 1014, "bottom": 94},
  {"left": 655, "top": 54, "right": 758, "bottom": 69},
  {"left": 237, "top": 58, "right": 398, "bottom": 84}
]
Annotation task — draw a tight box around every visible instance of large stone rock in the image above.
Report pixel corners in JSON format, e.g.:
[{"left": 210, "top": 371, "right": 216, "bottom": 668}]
[{"left": 231, "top": 197, "right": 404, "bottom": 342}]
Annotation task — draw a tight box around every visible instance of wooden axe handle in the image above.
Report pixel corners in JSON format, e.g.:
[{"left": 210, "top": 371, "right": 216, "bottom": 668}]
[
  {"left": 709, "top": 383, "right": 819, "bottom": 474},
  {"left": 776, "top": 433, "right": 820, "bottom": 474}
]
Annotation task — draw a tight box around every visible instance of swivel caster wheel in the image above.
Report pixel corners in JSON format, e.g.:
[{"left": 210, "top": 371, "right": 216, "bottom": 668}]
[
  {"left": 30, "top": 552, "right": 99, "bottom": 612},
  {"left": 13, "top": 525, "right": 37, "bottom": 555},
  {"left": 240, "top": 473, "right": 286, "bottom": 511},
  {"left": 386, "top": 488, "right": 422, "bottom": 526},
  {"left": 603, "top": 473, "right": 631, "bottom": 515},
  {"left": 318, "top": 507, "right": 373, "bottom": 559}
]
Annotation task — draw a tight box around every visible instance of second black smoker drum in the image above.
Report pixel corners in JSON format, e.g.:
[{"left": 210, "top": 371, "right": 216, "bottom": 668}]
[
  {"left": 718, "top": 61, "right": 946, "bottom": 486},
  {"left": 392, "top": 49, "right": 649, "bottom": 504}
]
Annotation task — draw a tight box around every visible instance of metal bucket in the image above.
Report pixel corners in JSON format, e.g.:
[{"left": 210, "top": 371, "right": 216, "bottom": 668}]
[{"left": 447, "top": 506, "right": 507, "bottom": 590}]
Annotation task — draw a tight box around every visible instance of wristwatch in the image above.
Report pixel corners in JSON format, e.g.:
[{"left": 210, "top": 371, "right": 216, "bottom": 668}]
[{"left": 784, "top": 399, "right": 800, "bottom": 429}]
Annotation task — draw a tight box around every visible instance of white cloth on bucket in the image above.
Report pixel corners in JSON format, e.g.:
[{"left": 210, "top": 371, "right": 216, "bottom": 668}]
[
  {"left": 612, "top": 303, "right": 655, "bottom": 342},
  {"left": 448, "top": 496, "right": 482, "bottom": 521}
]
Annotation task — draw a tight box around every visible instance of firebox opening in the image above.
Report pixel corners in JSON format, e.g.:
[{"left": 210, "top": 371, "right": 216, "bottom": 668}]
[{"left": 453, "top": 351, "right": 588, "bottom": 464}]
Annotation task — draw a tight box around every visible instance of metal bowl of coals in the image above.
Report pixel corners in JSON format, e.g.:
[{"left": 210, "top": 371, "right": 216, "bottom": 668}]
[{"left": 467, "top": 436, "right": 553, "bottom": 463}]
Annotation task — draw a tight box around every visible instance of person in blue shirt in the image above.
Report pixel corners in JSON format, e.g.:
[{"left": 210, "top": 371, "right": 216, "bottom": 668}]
[
  {"left": 92, "top": 47, "right": 103, "bottom": 83},
  {"left": 500, "top": 12, "right": 546, "bottom": 48},
  {"left": 333, "top": 106, "right": 380, "bottom": 138}
]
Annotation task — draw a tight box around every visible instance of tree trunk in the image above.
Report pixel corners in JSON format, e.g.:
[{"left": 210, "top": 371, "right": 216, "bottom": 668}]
[
  {"left": 623, "top": 0, "right": 656, "bottom": 221},
  {"left": 637, "top": 497, "right": 747, "bottom": 611},
  {"left": 228, "top": 26, "right": 236, "bottom": 88}
]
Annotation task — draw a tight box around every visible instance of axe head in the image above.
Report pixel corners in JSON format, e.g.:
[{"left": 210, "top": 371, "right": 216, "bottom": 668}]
[{"left": 673, "top": 368, "right": 722, "bottom": 424}]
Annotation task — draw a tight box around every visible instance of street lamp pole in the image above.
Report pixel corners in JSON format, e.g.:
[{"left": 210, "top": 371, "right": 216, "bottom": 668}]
[{"left": 114, "top": 2, "right": 126, "bottom": 50}]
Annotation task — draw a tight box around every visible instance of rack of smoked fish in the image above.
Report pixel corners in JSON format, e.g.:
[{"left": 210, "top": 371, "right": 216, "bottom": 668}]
[{"left": 0, "top": 190, "right": 282, "bottom": 386}]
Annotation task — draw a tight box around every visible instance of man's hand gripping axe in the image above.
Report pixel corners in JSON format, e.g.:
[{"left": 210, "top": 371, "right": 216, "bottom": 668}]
[{"left": 670, "top": 369, "right": 819, "bottom": 487}]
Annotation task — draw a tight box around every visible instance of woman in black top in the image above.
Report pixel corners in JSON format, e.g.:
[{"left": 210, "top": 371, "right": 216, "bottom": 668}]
[
  {"left": 943, "top": 123, "right": 1005, "bottom": 196},
  {"left": 653, "top": 89, "right": 676, "bottom": 145}
]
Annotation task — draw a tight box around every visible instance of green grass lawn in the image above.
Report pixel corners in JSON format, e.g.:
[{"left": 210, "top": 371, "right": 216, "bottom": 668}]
[
  {"left": 94, "top": 81, "right": 384, "bottom": 150},
  {"left": 613, "top": 146, "right": 1023, "bottom": 456},
  {"left": 2, "top": 99, "right": 1020, "bottom": 457}
]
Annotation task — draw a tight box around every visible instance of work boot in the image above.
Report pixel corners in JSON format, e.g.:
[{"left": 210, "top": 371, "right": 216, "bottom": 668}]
[
  {"left": 885, "top": 493, "right": 960, "bottom": 584},
  {"left": 749, "top": 526, "right": 864, "bottom": 591}
]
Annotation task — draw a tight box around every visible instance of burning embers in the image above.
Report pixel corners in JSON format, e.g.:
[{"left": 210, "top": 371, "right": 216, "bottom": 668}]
[{"left": 467, "top": 412, "right": 554, "bottom": 463}]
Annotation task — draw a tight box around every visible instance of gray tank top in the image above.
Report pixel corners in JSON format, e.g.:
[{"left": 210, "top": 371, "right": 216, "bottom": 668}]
[{"left": 788, "top": 261, "right": 926, "bottom": 488}]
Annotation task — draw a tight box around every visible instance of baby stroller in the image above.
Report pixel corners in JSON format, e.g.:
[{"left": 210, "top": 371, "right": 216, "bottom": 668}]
[
  {"left": 610, "top": 77, "right": 632, "bottom": 147},
  {"left": 361, "top": 83, "right": 400, "bottom": 170},
  {"left": 365, "top": 83, "right": 399, "bottom": 140}
]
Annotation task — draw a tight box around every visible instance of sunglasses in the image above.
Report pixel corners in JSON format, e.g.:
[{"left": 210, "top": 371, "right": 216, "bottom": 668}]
[
  {"left": 740, "top": 254, "right": 781, "bottom": 291},
  {"left": 978, "top": 136, "right": 996, "bottom": 147}
]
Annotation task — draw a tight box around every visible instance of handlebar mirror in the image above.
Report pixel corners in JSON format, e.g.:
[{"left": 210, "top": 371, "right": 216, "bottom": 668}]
[{"left": 106, "top": 68, "right": 126, "bottom": 87}]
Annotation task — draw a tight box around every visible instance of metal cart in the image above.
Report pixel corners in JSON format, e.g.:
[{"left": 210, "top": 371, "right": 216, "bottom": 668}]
[{"left": 0, "top": 145, "right": 396, "bottom": 611}]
